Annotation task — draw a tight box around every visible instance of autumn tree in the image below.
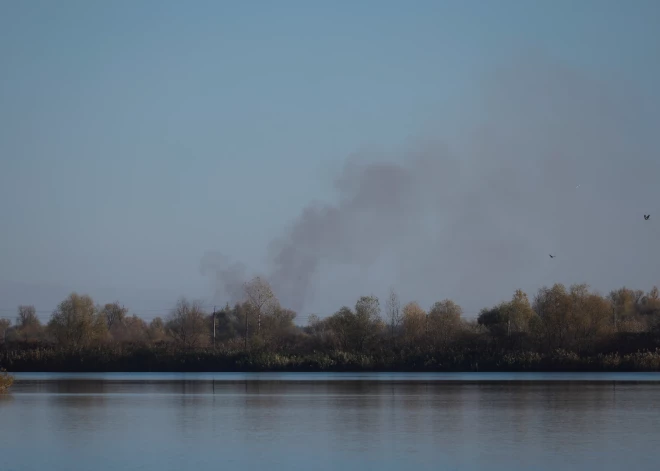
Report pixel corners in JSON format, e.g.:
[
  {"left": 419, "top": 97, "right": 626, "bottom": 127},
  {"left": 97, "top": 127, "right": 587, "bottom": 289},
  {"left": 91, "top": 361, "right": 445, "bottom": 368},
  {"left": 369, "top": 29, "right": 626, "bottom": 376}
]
[
  {"left": 322, "top": 297, "right": 383, "bottom": 352},
  {"left": 306, "top": 313, "right": 336, "bottom": 347},
  {"left": 428, "top": 299, "right": 463, "bottom": 348},
  {"left": 261, "top": 307, "right": 297, "bottom": 349},
  {"left": 533, "top": 283, "right": 614, "bottom": 351},
  {"left": 101, "top": 302, "right": 130, "bottom": 342},
  {"left": 571, "top": 289, "right": 613, "bottom": 351},
  {"left": 119, "top": 315, "right": 149, "bottom": 343},
  {"left": 508, "top": 290, "right": 537, "bottom": 333},
  {"left": 640, "top": 286, "right": 660, "bottom": 332},
  {"left": 608, "top": 287, "right": 634, "bottom": 328},
  {"left": 640, "top": 286, "right": 660, "bottom": 314},
  {"left": 608, "top": 287, "right": 645, "bottom": 332},
  {"left": 48, "top": 293, "right": 108, "bottom": 348},
  {"left": 478, "top": 290, "right": 537, "bottom": 337},
  {"left": 402, "top": 301, "right": 426, "bottom": 345},
  {"left": 354, "top": 295, "right": 383, "bottom": 351},
  {"left": 165, "top": 298, "right": 209, "bottom": 350},
  {"left": 324, "top": 306, "right": 355, "bottom": 350},
  {"left": 533, "top": 283, "right": 572, "bottom": 349},
  {"left": 102, "top": 302, "right": 128, "bottom": 329},
  {"left": 16, "top": 305, "right": 42, "bottom": 343}
]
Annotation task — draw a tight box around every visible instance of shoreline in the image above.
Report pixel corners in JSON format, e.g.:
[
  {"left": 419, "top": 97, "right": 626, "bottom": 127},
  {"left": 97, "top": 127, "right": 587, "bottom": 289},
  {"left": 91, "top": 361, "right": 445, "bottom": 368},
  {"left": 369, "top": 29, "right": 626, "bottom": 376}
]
[
  {"left": 8, "top": 371, "right": 660, "bottom": 380},
  {"left": 4, "top": 347, "right": 660, "bottom": 373}
]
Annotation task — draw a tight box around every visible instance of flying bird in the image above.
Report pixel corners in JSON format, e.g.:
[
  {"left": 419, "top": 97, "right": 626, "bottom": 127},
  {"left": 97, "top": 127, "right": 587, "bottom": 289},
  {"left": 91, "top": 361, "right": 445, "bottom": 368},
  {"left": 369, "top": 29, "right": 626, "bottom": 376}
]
[
  {"left": 549, "top": 254, "right": 555, "bottom": 258},
  {"left": 644, "top": 214, "right": 650, "bottom": 220}
]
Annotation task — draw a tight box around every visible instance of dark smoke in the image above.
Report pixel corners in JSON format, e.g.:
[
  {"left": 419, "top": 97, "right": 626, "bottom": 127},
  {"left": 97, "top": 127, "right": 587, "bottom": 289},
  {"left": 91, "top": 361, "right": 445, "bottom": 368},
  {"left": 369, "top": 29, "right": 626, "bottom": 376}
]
[
  {"left": 199, "top": 252, "right": 247, "bottom": 306},
  {"left": 202, "top": 54, "right": 660, "bottom": 316}
]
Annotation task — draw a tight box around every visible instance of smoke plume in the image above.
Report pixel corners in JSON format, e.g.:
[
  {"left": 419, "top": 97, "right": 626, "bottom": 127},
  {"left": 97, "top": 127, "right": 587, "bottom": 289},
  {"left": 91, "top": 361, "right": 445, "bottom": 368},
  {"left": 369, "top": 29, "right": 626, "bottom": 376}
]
[{"left": 202, "top": 54, "right": 660, "bottom": 317}]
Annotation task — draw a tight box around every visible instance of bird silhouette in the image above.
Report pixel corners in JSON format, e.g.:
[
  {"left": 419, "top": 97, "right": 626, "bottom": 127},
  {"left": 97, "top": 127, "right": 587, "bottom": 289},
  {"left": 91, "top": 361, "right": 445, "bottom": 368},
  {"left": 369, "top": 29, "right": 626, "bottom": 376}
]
[
  {"left": 549, "top": 254, "right": 555, "bottom": 258},
  {"left": 644, "top": 214, "right": 650, "bottom": 220}
]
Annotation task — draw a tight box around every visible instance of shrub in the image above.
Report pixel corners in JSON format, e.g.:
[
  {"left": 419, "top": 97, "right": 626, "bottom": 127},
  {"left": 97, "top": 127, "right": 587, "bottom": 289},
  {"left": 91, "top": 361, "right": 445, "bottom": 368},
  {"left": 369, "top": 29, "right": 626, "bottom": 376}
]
[{"left": 0, "top": 368, "right": 14, "bottom": 393}]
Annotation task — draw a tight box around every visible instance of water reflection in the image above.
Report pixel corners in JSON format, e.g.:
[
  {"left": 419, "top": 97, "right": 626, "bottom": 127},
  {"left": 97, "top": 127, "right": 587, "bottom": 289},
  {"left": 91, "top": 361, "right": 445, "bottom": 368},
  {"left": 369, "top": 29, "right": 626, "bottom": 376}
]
[{"left": 2, "top": 377, "right": 660, "bottom": 471}]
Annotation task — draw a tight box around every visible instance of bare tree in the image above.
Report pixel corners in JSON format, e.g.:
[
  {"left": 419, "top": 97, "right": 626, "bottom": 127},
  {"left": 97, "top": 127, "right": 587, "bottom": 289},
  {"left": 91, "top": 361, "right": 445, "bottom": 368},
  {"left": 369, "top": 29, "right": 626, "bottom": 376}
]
[
  {"left": 17, "top": 305, "right": 39, "bottom": 327},
  {"left": 102, "top": 302, "right": 128, "bottom": 329},
  {"left": 243, "top": 276, "right": 279, "bottom": 337},
  {"left": 16, "top": 305, "right": 42, "bottom": 343},
  {"left": 307, "top": 314, "right": 320, "bottom": 328},
  {"left": 146, "top": 317, "right": 166, "bottom": 343},
  {"left": 385, "top": 287, "right": 402, "bottom": 342},
  {"left": 0, "top": 319, "right": 10, "bottom": 345},
  {"left": 353, "top": 295, "right": 383, "bottom": 351},
  {"left": 100, "top": 302, "right": 131, "bottom": 342},
  {"left": 166, "top": 298, "right": 209, "bottom": 350}
]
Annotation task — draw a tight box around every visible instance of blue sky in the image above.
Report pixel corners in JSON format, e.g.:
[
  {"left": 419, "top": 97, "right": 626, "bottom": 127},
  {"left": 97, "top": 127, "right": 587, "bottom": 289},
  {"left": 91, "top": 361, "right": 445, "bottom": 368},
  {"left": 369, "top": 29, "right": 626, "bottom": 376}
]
[{"left": 1, "top": 1, "right": 659, "bottom": 320}]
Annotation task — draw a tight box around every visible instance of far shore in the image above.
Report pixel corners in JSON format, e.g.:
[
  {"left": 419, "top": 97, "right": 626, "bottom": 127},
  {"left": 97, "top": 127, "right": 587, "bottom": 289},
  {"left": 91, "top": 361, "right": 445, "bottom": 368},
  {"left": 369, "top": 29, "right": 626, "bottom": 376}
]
[{"left": 3, "top": 346, "right": 660, "bottom": 374}]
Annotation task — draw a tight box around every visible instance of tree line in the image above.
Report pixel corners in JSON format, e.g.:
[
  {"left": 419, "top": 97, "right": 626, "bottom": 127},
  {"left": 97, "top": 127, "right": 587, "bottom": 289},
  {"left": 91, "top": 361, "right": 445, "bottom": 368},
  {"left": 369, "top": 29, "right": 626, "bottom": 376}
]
[{"left": 2, "top": 277, "right": 660, "bottom": 372}]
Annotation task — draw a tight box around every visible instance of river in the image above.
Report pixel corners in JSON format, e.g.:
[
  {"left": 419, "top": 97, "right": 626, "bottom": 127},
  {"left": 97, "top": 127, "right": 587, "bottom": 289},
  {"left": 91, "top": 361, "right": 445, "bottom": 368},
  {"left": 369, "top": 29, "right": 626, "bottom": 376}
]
[{"left": 1, "top": 372, "right": 659, "bottom": 470}]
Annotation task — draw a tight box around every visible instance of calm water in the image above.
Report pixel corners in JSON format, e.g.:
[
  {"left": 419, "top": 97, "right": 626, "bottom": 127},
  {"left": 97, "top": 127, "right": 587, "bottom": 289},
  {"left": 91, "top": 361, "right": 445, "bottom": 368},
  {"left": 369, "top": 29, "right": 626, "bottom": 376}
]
[{"left": 2, "top": 372, "right": 660, "bottom": 471}]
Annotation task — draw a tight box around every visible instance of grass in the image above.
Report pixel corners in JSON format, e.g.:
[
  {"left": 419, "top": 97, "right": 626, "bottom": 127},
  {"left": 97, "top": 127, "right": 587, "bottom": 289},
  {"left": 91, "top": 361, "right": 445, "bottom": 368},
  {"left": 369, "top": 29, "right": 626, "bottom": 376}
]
[{"left": 0, "top": 368, "right": 14, "bottom": 393}]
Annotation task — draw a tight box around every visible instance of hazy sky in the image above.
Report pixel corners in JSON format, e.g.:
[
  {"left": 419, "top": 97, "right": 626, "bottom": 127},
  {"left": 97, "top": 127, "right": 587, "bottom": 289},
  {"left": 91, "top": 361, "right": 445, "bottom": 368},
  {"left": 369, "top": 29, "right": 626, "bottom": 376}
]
[{"left": 1, "top": 0, "right": 660, "bottom": 323}]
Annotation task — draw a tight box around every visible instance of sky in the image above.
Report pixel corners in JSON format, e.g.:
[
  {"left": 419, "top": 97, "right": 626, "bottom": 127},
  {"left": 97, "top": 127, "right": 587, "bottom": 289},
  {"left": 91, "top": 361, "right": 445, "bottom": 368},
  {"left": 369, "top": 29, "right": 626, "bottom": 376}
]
[{"left": 1, "top": 0, "right": 660, "bottom": 324}]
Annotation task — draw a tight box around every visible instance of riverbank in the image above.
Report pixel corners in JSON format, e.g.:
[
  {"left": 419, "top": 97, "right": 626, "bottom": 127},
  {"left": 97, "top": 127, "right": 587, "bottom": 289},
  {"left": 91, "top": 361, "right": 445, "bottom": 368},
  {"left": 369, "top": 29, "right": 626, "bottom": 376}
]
[
  {"left": 3, "top": 346, "right": 660, "bottom": 372},
  {"left": 0, "top": 368, "right": 14, "bottom": 392}
]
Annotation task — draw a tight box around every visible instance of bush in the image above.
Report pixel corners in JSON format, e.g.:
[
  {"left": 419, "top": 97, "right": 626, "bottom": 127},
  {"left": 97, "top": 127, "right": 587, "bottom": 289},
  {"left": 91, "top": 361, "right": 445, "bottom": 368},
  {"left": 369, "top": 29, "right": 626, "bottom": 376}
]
[{"left": 0, "top": 368, "right": 13, "bottom": 393}]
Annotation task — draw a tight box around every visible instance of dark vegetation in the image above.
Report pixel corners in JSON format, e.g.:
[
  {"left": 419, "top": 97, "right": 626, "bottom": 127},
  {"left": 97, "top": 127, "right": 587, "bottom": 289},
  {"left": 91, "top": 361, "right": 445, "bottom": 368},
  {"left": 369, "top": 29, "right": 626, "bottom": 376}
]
[{"left": 2, "top": 278, "right": 660, "bottom": 372}]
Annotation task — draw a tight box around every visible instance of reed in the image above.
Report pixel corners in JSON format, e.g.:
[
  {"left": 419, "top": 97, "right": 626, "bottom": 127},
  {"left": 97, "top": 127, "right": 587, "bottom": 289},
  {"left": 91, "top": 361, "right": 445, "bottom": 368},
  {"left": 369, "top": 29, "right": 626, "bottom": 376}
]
[
  {"left": 0, "top": 368, "right": 14, "bottom": 393},
  {"left": 3, "top": 345, "right": 660, "bottom": 372}
]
